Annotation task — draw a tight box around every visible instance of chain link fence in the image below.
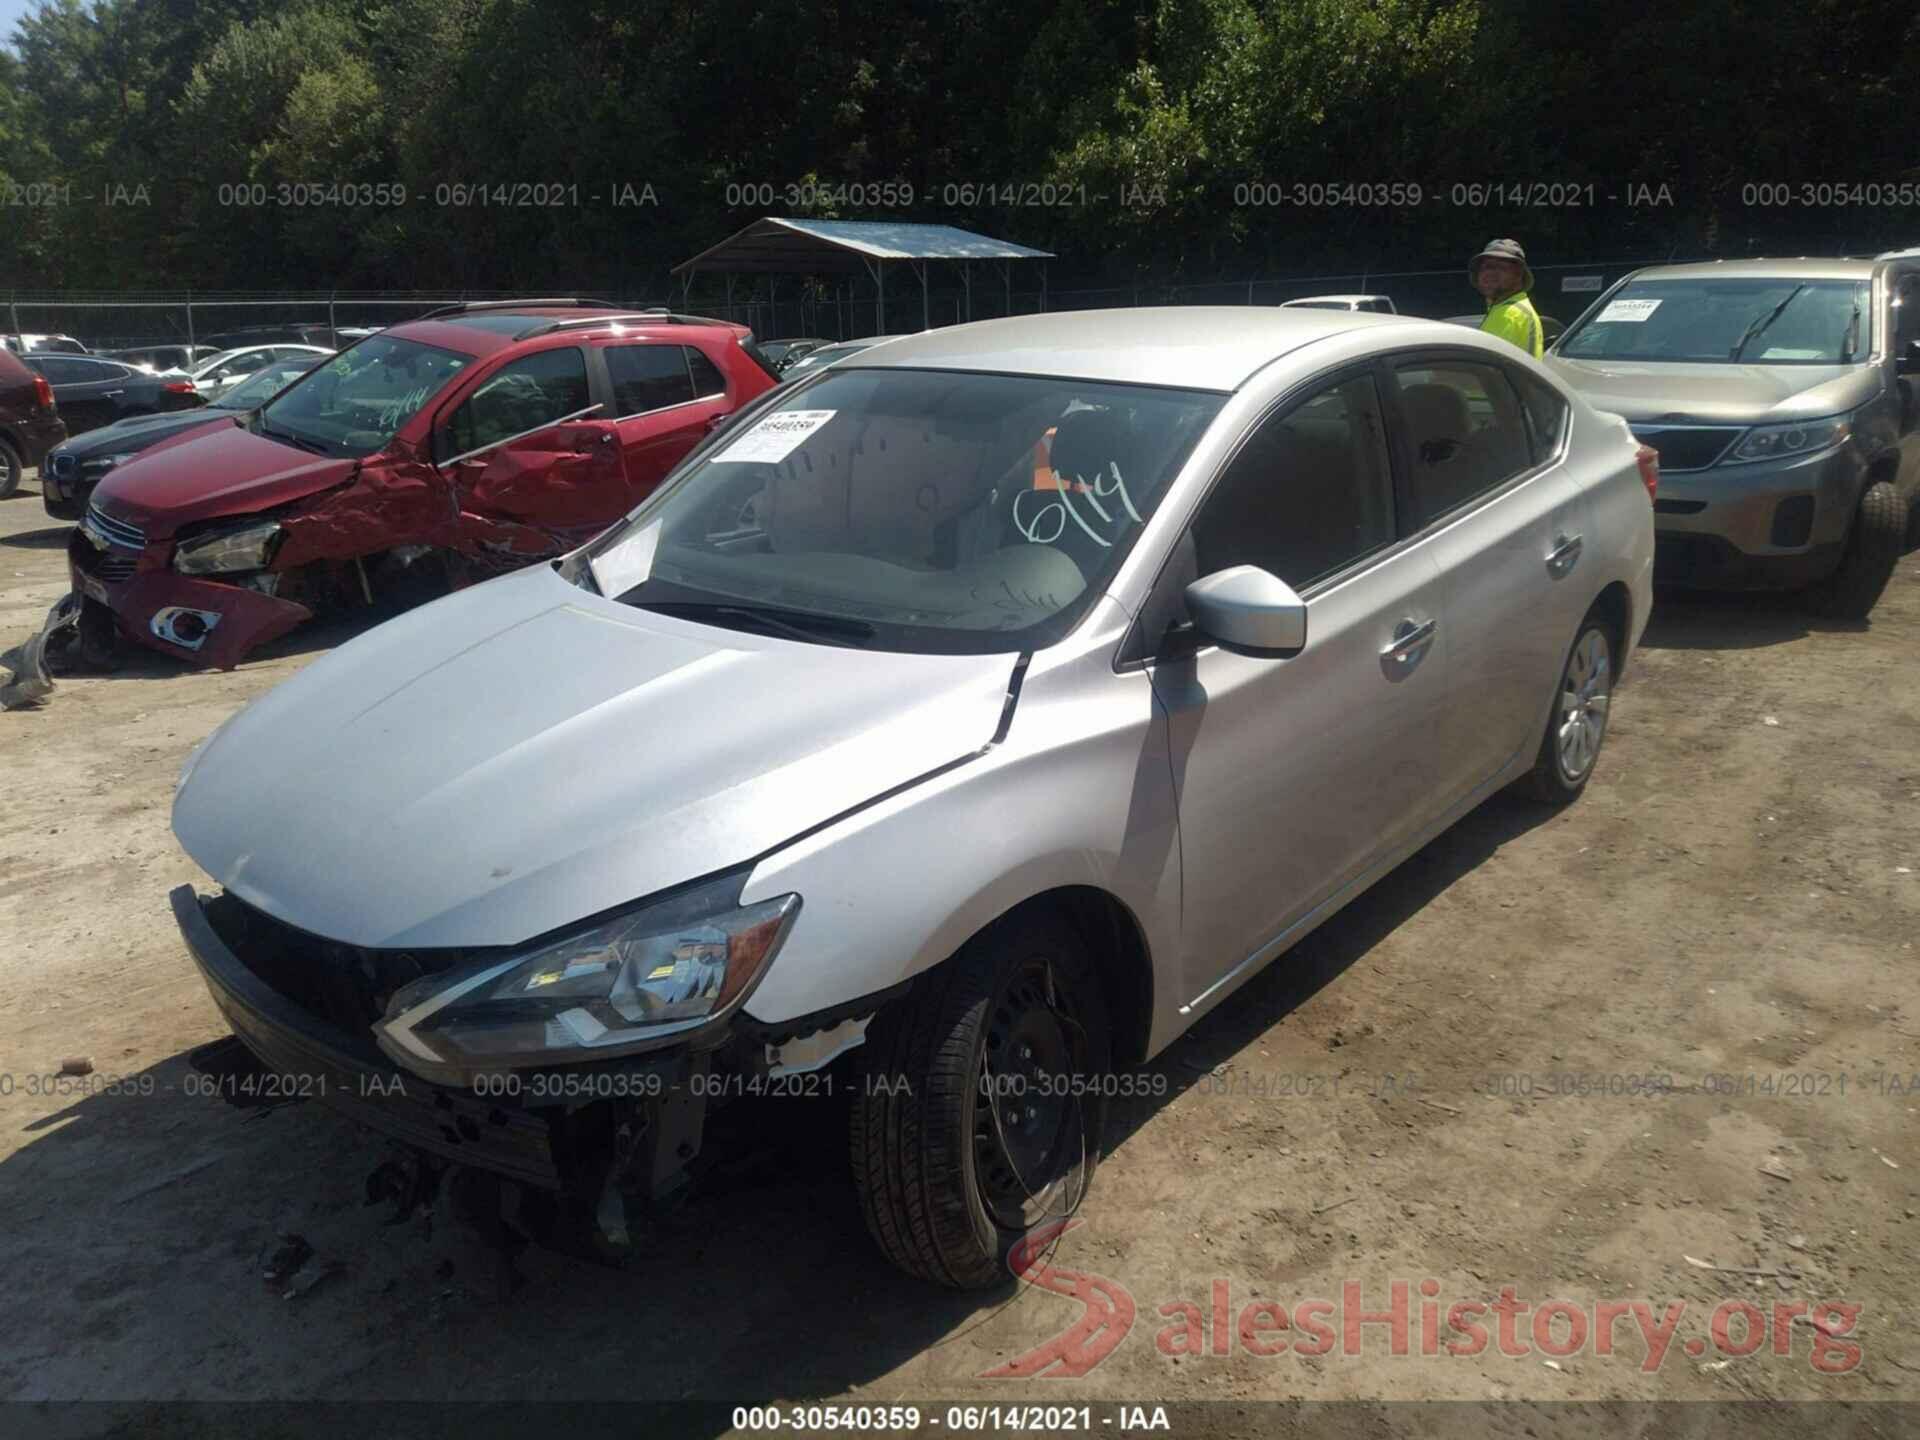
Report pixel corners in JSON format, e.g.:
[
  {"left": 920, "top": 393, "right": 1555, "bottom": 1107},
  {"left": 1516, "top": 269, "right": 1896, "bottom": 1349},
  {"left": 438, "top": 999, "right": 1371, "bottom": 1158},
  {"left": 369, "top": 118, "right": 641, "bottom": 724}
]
[{"left": 0, "top": 256, "right": 1765, "bottom": 349}]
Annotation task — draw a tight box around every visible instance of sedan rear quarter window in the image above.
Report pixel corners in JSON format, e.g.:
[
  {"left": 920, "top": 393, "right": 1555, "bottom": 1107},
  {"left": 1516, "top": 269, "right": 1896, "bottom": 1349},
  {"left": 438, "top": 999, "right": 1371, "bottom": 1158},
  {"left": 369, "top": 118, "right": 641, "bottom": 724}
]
[{"left": 1509, "top": 368, "right": 1570, "bottom": 465}]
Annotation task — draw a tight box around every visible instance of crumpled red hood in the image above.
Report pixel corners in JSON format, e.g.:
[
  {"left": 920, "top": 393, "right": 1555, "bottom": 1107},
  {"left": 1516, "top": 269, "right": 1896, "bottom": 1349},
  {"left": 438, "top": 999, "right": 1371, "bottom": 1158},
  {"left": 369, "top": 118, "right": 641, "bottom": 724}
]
[{"left": 92, "top": 422, "right": 359, "bottom": 538}]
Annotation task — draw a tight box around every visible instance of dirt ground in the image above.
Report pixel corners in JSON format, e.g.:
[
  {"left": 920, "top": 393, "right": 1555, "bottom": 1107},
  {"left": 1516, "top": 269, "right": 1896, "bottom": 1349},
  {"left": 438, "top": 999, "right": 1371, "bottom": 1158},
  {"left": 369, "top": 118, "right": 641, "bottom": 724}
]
[{"left": 1, "top": 467, "right": 1916, "bottom": 1431}]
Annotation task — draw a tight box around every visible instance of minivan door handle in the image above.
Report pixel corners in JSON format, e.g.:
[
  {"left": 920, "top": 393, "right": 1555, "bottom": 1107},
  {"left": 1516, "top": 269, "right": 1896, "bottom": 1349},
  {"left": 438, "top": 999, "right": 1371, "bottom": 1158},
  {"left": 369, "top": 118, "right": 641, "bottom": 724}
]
[
  {"left": 1546, "top": 532, "right": 1583, "bottom": 577},
  {"left": 1381, "top": 617, "right": 1438, "bottom": 664}
]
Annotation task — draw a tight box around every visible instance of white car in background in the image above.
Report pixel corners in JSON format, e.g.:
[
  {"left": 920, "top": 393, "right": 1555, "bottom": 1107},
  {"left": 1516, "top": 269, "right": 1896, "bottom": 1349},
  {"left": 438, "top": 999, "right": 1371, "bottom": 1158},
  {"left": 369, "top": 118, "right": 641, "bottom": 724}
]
[
  {"left": 1281, "top": 294, "right": 1398, "bottom": 314},
  {"left": 189, "top": 343, "right": 335, "bottom": 399}
]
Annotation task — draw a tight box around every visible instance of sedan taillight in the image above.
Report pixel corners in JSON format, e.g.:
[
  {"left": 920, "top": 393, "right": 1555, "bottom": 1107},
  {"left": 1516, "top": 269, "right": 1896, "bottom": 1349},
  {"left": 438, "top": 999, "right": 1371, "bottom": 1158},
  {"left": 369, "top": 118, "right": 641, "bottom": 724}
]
[
  {"left": 1634, "top": 443, "right": 1659, "bottom": 501},
  {"left": 162, "top": 380, "right": 197, "bottom": 394},
  {"left": 32, "top": 375, "right": 55, "bottom": 411}
]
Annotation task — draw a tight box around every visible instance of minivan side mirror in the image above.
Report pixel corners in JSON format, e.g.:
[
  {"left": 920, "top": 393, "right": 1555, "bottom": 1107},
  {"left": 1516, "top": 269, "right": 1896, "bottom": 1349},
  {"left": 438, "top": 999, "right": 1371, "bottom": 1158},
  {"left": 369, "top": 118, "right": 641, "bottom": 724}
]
[{"left": 1184, "top": 565, "right": 1307, "bottom": 657}]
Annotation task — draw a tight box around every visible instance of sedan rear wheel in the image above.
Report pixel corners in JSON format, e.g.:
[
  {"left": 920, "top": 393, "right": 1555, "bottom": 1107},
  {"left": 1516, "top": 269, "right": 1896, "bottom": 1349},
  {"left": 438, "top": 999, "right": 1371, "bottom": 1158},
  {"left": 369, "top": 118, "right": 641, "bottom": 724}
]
[{"left": 1526, "top": 611, "right": 1616, "bottom": 804}]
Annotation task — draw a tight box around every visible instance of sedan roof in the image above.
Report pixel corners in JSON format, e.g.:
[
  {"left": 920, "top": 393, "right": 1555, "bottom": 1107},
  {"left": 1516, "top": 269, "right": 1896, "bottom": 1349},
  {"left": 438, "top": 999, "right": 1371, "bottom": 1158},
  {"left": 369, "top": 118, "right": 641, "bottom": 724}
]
[{"left": 849, "top": 306, "right": 1427, "bottom": 391}]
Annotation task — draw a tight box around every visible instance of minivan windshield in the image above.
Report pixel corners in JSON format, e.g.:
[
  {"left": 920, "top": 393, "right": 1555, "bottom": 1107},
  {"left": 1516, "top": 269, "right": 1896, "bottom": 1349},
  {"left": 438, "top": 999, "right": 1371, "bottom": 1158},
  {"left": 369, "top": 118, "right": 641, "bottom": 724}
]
[
  {"left": 259, "top": 335, "right": 472, "bottom": 456},
  {"left": 1558, "top": 278, "right": 1873, "bottom": 364},
  {"left": 585, "top": 367, "right": 1226, "bottom": 654}
]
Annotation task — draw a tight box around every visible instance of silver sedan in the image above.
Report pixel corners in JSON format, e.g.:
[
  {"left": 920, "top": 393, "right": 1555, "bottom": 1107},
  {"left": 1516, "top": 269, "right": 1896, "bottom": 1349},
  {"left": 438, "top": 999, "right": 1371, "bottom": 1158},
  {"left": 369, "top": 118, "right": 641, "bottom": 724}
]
[{"left": 169, "top": 307, "right": 1654, "bottom": 1287}]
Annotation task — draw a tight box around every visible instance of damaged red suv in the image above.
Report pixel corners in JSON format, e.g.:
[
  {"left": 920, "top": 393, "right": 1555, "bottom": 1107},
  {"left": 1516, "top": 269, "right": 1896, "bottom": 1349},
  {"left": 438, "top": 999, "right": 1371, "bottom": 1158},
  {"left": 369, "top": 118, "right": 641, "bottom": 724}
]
[{"left": 68, "top": 301, "right": 777, "bottom": 667}]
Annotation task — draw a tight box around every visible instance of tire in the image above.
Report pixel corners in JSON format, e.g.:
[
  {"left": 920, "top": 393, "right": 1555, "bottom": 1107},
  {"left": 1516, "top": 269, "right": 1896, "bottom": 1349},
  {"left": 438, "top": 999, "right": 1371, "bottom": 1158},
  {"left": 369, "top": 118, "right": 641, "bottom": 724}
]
[
  {"left": 1805, "top": 481, "right": 1904, "bottom": 620},
  {"left": 0, "top": 438, "right": 22, "bottom": 499},
  {"left": 850, "top": 909, "right": 1110, "bottom": 1289},
  {"left": 1525, "top": 610, "right": 1617, "bottom": 805}
]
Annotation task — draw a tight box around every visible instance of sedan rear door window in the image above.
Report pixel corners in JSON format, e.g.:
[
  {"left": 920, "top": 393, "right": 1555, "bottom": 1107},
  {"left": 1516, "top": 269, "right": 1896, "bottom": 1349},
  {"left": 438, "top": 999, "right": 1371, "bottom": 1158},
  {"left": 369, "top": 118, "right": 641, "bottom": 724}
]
[{"left": 1390, "top": 362, "right": 1534, "bottom": 528}]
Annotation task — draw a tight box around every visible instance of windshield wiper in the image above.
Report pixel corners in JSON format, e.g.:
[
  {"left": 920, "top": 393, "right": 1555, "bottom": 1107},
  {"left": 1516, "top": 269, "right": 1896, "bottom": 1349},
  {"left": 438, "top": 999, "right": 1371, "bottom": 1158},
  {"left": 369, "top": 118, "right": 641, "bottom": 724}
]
[
  {"left": 1840, "top": 302, "right": 1862, "bottom": 362},
  {"left": 638, "top": 600, "right": 876, "bottom": 646},
  {"left": 260, "top": 422, "right": 331, "bottom": 457},
  {"left": 1729, "top": 284, "right": 1806, "bottom": 361}
]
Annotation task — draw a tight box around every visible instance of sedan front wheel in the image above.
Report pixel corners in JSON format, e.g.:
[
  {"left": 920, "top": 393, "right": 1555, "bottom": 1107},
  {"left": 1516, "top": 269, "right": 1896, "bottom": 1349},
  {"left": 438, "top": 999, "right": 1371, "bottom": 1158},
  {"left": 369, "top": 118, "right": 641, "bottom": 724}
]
[{"left": 850, "top": 909, "right": 1110, "bottom": 1289}]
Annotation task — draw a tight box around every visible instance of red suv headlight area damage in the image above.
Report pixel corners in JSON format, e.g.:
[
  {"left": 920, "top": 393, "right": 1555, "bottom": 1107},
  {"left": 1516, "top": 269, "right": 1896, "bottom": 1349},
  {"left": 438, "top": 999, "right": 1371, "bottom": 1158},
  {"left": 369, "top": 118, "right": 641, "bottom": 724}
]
[{"left": 64, "top": 310, "right": 776, "bottom": 669}]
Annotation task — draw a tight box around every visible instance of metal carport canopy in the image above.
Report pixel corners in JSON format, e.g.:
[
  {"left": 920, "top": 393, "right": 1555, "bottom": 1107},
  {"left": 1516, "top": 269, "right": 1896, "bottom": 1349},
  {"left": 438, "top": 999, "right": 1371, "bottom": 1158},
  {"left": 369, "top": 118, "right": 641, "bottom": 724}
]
[{"left": 672, "top": 217, "right": 1054, "bottom": 331}]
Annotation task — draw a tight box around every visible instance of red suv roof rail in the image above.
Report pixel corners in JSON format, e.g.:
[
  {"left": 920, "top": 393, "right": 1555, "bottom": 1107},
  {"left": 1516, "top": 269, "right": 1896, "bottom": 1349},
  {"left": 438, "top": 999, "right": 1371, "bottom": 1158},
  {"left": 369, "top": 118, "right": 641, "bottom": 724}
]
[
  {"left": 515, "top": 311, "right": 731, "bottom": 340},
  {"left": 415, "top": 297, "right": 633, "bottom": 320}
]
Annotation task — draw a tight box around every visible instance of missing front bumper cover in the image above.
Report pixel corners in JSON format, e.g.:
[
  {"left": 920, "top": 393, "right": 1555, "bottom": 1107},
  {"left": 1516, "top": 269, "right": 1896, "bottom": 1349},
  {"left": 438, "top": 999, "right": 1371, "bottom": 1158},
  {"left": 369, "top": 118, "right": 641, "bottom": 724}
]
[{"left": 0, "top": 594, "right": 81, "bottom": 709}]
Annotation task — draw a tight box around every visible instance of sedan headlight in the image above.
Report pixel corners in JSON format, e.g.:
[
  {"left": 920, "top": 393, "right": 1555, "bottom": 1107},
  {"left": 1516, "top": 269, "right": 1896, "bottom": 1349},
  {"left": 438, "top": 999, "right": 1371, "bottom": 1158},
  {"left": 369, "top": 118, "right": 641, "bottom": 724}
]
[
  {"left": 375, "top": 871, "right": 800, "bottom": 1079},
  {"left": 83, "top": 452, "right": 136, "bottom": 473},
  {"left": 172, "top": 520, "right": 283, "bottom": 574},
  {"left": 1723, "top": 414, "right": 1851, "bottom": 465}
]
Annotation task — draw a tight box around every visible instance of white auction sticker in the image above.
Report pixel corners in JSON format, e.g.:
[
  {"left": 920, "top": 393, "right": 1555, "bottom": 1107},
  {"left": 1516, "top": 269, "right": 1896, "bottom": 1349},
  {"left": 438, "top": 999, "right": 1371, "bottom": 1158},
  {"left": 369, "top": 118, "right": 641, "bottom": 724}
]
[
  {"left": 1596, "top": 298, "right": 1662, "bottom": 324},
  {"left": 711, "top": 409, "right": 836, "bottom": 464}
]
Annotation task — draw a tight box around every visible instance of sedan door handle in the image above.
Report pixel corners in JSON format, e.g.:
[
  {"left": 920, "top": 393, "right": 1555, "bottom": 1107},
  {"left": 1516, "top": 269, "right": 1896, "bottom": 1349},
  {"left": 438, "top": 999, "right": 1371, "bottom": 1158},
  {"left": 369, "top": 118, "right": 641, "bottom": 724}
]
[
  {"left": 1381, "top": 616, "right": 1438, "bottom": 663},
  {"left": 1547, "top": 532, "right": 1583, "bottom": 577},
  {"left": 104, "top": 389, "right": 124, "bottom": 398},
  {"left": 706, "top": 412, "right": 733, "bottom": 432}
]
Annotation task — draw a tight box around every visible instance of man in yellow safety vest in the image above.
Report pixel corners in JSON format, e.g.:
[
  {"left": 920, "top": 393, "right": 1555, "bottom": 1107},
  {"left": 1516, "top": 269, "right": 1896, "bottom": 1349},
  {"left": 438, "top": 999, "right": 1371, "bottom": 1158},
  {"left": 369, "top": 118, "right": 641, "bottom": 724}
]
[{"left": 1471, "top": 237, "right": 1544, "bottom": 357}]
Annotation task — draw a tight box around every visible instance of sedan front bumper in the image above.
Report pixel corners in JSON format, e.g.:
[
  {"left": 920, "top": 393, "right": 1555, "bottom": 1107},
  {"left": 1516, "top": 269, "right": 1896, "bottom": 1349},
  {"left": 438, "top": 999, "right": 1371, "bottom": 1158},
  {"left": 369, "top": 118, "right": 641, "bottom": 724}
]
[
  {"left": 171, "top": 885, "right": 569, "bottom": 1188},
  {"left": 171, "top": 885, "right": 714, "bottom": 1227}
]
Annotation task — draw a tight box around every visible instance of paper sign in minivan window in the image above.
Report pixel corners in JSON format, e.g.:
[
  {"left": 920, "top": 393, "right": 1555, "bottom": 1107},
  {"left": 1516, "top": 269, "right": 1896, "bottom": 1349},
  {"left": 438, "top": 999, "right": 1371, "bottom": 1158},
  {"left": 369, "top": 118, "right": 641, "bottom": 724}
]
[
  {"left": 712, "top": 410, "right": 836, "bottom": 464},
  {"left": 1596, "top": 298, "right": 1662, "bottom": 324}
]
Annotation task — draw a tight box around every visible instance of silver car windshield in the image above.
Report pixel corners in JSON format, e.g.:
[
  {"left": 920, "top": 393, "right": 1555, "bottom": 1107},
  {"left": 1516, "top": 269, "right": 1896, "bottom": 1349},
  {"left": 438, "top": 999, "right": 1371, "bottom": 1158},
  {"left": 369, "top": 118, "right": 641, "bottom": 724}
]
[
  {"left": 587, "top": 367, "right": 1225, "bottom": 654},
  {"left": 1559, "top": 278, "right": 1873, "bottom": 364},
  {"left": 259, "top": 336, "right": 472, "bottom": 456}
]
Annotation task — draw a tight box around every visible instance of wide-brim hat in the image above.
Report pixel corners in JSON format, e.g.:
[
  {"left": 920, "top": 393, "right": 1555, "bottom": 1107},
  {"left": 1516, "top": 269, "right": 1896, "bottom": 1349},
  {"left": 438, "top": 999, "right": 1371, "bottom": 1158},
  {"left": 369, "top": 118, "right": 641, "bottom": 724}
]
[{"left": 1470, "top": 238, "right": 1535, "bottom": 293}]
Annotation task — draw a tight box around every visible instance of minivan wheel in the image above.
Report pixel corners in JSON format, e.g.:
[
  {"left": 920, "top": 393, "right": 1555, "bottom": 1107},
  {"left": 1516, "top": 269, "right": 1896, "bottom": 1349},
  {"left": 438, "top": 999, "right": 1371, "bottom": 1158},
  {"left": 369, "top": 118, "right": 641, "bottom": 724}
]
[
  {"left": 1805, "top": 481, "right": 1904, "bottom": 620},
  {"left": 1525, "top": 612, "right": 1616, "bottom": 805},
  {"left": 0, "top": 439, "right": 22, "bottom": 499},
  {"left": 850, "top": 910, "right": 1109, "bottom": 1289}
]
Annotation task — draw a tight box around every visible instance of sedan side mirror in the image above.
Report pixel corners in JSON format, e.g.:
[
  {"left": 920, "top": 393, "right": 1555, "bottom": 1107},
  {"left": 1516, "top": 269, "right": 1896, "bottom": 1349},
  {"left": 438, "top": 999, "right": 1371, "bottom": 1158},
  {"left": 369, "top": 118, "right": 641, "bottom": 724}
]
[{"left": 1184, "top": 565, "right": 1307, "bottom": 657}]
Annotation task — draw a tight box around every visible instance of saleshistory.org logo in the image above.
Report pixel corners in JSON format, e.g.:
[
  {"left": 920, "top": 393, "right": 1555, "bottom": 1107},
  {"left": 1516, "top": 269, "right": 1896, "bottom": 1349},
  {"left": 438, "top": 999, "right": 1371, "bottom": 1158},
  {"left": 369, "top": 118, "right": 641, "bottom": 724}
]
[{"left": 980, "top": 1221, "right": 1863, "bottom": 1379}]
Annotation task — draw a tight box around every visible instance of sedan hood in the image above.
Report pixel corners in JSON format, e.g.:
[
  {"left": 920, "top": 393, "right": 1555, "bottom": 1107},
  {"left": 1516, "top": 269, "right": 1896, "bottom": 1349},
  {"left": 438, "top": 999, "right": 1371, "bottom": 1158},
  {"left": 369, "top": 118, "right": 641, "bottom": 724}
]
[
  {"left": 92, "top": 422, "right": 359, "bottom": 537},
  {"left": 173, "top": 562, "right": 1017, "bottom": 948},
  {"left": 1545, "top": 357, "right": 1873, "bottom": 424},
  {"left": 55, "top": 408, "right": 235, "bottom": 460}
]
